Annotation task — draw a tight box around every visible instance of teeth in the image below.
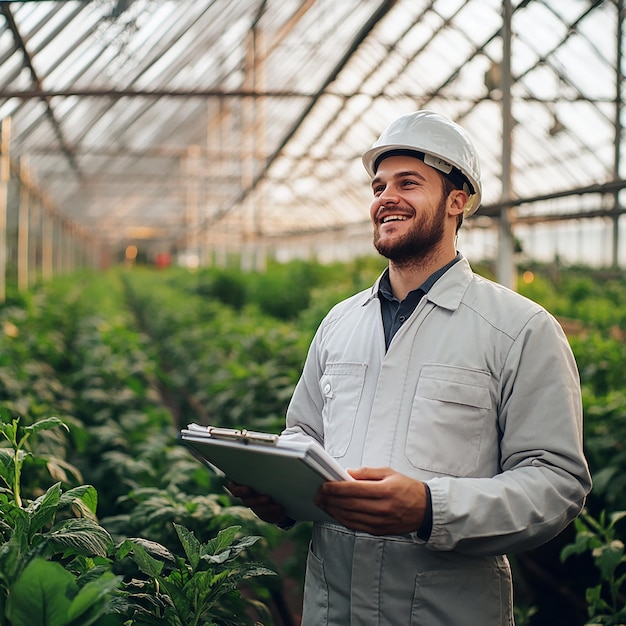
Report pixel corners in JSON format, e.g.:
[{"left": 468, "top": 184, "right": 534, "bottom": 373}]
[{"left": 382, "top": 215, "right": 408, "bottom": 223}]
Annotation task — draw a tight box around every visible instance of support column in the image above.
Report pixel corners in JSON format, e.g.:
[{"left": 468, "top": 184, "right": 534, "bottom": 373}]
[
  {"left": 497, "top": 0, "right": 516, "bottom": 289},
  {"left": 612, "top": 0, "right": 623, "bottom": 268},
  {"left": 17, "top": 157, "right": 30, "bottom": 292},
  {"left": 0, "top": 117, "right": 10, "bottom": 302},
  {"left": 42, "top": 209, "right": 53, "bottom": 281},
  {"left": 184, "top": 144, "right": 201, "bottom": 268},
  {"left": 29, "top": 194, "right": 40, "bottom": 285}
]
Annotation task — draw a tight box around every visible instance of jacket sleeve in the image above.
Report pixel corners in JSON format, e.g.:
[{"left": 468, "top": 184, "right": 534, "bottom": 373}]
[
  {"left": 425, "top": 310, "right": 592, "bottom": 555},
  {"left": 281, "top": 323, "right": 327, "bottom": 445}
]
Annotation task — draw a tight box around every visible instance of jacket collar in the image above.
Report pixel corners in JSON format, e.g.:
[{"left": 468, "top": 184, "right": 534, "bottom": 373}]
[
  {"left": 363, "top": 255, "right": 473, "bottom": 311},
  {"left": 424, "top": 256, "right": 473, "bottom": 311}
]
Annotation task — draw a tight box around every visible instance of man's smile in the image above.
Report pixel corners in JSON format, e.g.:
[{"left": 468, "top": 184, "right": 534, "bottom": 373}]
[{"left": 381, "top": 215, "right": 409, "bottom": 223}]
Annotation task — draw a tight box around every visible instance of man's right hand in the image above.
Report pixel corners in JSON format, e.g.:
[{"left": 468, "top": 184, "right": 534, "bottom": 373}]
[{"left": 227, "top": 481, "right": 292, "bottom": 526}]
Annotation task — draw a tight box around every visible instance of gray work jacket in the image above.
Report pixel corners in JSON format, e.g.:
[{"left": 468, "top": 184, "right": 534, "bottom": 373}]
[{"left": 283, "top": 257, "right": 592, "bottom": 626}]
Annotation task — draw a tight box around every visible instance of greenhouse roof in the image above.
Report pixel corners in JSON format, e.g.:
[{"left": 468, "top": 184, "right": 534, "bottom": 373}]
[{"left": 0, "top": 0, "right": 623, "bottom": 251}]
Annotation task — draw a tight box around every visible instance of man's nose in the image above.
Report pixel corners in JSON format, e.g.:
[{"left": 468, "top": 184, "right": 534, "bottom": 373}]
[{"left": 378, "top": 185, "right": 399, "bottom": 204}]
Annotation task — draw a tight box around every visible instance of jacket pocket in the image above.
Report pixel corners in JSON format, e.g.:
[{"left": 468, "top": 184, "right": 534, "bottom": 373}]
[
  {"left": 301, "top": 543, "right": 329, "bottom": 626},
  {"left": 405, "top": 364, "right": 492, "bottom": 476},
  {"left": 319, "top": 362, "right": 367, "bottom": 457},
  {"left": 410, "top": 564, "right": 513, "bottom": 625}
]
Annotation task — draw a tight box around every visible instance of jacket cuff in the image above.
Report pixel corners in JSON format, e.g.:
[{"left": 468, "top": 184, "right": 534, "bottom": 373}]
[{"left": 411, "top": 483, "right": 433, "bottom": 543}]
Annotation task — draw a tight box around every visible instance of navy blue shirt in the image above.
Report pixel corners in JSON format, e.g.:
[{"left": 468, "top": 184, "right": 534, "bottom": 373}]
[{"left": 378, "top": 253, "right": 462, "bottom": 350}]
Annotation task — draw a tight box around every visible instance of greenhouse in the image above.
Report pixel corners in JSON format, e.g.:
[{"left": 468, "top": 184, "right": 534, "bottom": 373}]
[
  {"left": 1, "top": 1, "right": 625, "bottom": 280},
  {"left": 0, "top": 2, "right": 625, "bottom": 626}
]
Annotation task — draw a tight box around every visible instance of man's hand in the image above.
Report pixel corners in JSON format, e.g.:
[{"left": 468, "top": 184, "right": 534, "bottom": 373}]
[
  {"left": 227, "top": 481, "right": 291, "bottom": 525},
  {"left": 314, "top": 467, "right": 427, "bottom": 535}
]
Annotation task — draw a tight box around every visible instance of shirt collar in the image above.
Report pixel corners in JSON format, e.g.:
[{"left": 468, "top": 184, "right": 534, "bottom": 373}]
[{"left": 377, "top": 252, "right": 463, "bottom": 303}]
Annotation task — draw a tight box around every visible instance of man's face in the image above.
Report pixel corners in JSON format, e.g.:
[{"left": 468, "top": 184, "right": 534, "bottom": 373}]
[{"left": 369, "top": 154, "right": 447, "bottom": 263}]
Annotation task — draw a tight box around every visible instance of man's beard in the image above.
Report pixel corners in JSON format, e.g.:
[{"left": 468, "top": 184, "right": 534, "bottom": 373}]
[{"left": 373, "top": 195, "right": 447, "bottom": 267}]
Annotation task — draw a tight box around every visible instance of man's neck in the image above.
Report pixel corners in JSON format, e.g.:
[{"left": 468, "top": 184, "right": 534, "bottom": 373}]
[{"left": 387, "top": 249, "right": 456, "bottom": 301}]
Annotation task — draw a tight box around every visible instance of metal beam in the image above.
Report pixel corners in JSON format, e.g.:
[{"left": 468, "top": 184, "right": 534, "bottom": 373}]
[
  {"left": 479, "top": 179, "right": 626, "bottom": 215},
  {"left": 511, "top": 206, "right": 626, "bottom": 226},
  {"left": 0, "top": 88, "right": 613, "bottom": 103},
  {"left": 0, "top": 4, "right": 83, "bottom": 180},
  {"left": 0, "top": 88, "right": 315, "bottom": 99}
]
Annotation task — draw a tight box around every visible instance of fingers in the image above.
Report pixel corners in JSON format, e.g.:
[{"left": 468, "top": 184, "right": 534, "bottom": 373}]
[
  {"left": 227, "top": 480, "right": 253, "bottom": 498},
  {"left": 227, "top": 480, "right": 271, "bottom": 507},
  {"left": 226, "top": 480, "right": 290, "bottom": 525},
  {"left": 318, "top": 467, "right": 395, "bottom": 499},
  {"left": 347, "top": 467, "right": 393, "bottom": 480}
]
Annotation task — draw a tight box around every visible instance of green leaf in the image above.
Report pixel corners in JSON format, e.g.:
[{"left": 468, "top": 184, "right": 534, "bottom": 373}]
[
  {"left": 0, "top": 515, "right": 30, "bottom": 583},
  {"left": 122, "top": 536, "right": 176, "bottom": 564},
  {"left": 59, "top": 485, "right": 98, "bottom": 519},
  {"left": 66, "top": 571, "right": 122, "bottom": 625},
  {"left": 23, "top": 417, "right": 69, "bottom": 438},
  {"left": 585, "top": 584, "right": 611, "bottom": 615},
  {"left": 0, "top": 448, "right": 15, "bottom": 489},
  {"left": 205, "top": 525, "right": 240, "bottom": 556},
  {"left": 592, "top": 540, "right": 624, "bottom": 580},
  {"left": 202, "top": 534, "right": 262, "bottom": 566},
  {"left": 609, "top": 510, "right": 626, "bottom": 527},
  {"left": 0, "top": 419, "right": 19, "bottom": 447},
  {"left": 231, "top": 534, "right": 262, "bottom": 553},
  {"left": 28, "top": 482, "right": 62, "bottom": 534},
  {"left": 157, "top": 574, "right": 191, "bottom": 617},
  {"left": 46, "top": 518, "right": 113, "bottom": 557},
  {"left": 173, "top": 523, "right": 202, "bottom": 569},
  {"left": 202, "top": 550, "right": 232, "bottom": 565},
  {"left": 561, "top": 529, "right": 594, "bottom": 562},
  {"left": 6, "top": 558, "right": 76, "bottom": 626},
  {"left": 124, "top": 541, "right": 165, "bottom": 578},
  {"left": 0, "top": 448, "right": 28, "bottom": 492},
  {"left": 240, "top": 563, "right": 276, "bottom": 579}
]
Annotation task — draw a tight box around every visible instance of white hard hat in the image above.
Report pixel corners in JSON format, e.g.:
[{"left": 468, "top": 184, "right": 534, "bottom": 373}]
[{"left": 362, "top": 110, "right": 482, "bottom": 216}]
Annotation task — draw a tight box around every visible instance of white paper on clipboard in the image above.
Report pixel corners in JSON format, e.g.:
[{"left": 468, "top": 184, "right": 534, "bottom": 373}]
[{"left": 179, "top": 424, "right": 352, "bottom": 522}]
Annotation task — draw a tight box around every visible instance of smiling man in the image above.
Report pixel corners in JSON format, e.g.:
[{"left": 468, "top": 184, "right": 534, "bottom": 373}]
[{"left": 231, "top": 110, "right": 591, "bottom": 625}]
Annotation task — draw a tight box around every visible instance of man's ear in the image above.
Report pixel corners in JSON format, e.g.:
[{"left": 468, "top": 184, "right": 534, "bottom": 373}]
[{"left": 448, "top": 189, "right": 468, "bottom": 217}]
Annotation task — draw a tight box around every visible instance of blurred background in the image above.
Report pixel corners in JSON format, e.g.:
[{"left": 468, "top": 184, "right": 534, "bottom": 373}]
[{"left": 0, "top": 0, "right": 624, "bottom": 292}]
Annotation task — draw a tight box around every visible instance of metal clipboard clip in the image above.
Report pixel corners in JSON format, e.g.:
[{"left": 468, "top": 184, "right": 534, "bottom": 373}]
[{"left": 205, "top": 426, "right": 279, "bottom": 446}]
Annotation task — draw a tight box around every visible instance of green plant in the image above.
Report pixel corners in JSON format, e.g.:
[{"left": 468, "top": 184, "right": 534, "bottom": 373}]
[
  {"left": 582, "top": 391, "right": 626, "bottom": 512},
  {"left": 0, "top": 414, "right": 121, "bottom": 625},
  {"left": 0, "top": 413, "right": 278, "bottom": 625},
  {"left": 115, "top": 524, "right": 275, "bottom": 625},
  {"left": 561, "top": 510, "right": 626, "bottom": 625}
]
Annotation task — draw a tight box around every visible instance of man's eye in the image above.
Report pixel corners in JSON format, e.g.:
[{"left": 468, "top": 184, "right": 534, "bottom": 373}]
[{"left": 373, "top": 185, "right": 385, "bottom": 195}]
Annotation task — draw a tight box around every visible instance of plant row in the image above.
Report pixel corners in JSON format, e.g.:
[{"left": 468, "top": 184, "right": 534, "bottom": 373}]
[{"left": 0, "top": 270, "right": 287, "bottom": 625}]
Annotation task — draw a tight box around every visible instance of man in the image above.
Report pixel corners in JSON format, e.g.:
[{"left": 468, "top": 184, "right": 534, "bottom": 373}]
[{"left": 232, "top": 110, "right": 591, "bottom": 625}]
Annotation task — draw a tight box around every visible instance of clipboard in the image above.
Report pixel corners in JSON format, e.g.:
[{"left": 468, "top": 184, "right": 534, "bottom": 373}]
[{"left": 179, "top": 424, "right": 352, "bottom": 522}]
